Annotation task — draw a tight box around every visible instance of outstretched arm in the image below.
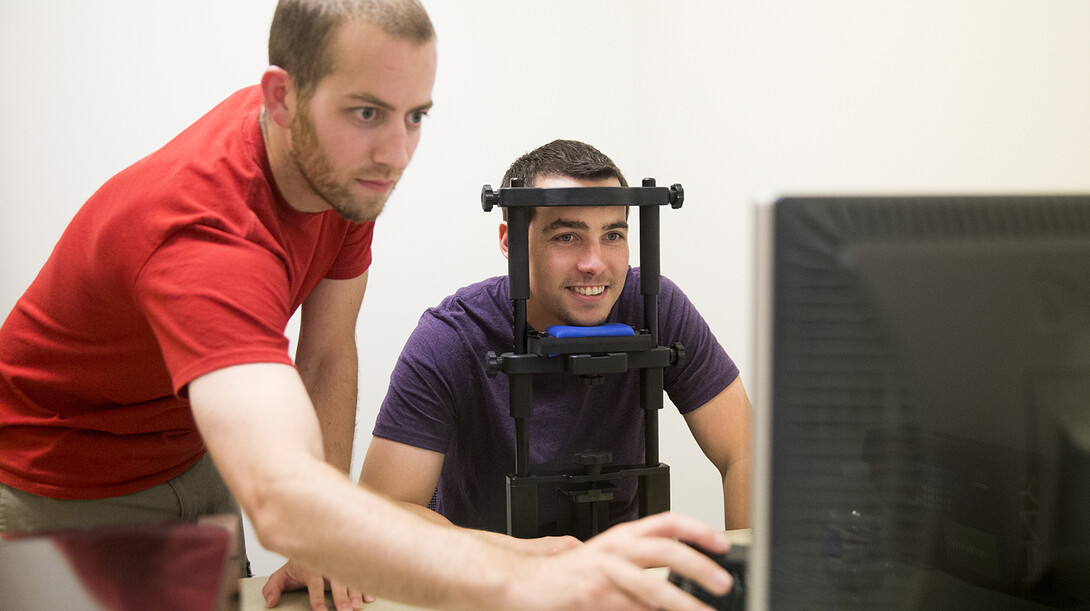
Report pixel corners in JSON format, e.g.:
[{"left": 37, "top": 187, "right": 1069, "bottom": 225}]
[
  {"left": 189, "top": 362, "right": 733, "bottom": 610},
  {"left": 683, "top": 377, "right": 752, "bottom": 530}
]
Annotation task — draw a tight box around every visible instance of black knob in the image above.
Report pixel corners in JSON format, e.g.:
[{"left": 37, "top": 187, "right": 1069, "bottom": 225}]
[
  {"left": 481, "top": 184, "right": 497, "bottom": 212},
  {"left": 574, "top": 450, "right": 613, "bottom": 475},
  {"left": 575, "top": 450, "right": 612, "bottom": 465},
  {"left": 485, "top": 351, "right": 501, "bottom": 378},
  {"left": 672, "top": 342, "right": 687, "bottom": 368},
  {"left": 670, "top": 184, "right": 684, "bottom": 209}
]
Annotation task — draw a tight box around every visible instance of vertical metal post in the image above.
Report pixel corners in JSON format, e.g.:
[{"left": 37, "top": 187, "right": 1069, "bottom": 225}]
[
  {"left": 506, "top": 178, "right": 532, "bottom": 478},
  {"left": 639, "top": 178, "right": 662, "bottom": 468}
]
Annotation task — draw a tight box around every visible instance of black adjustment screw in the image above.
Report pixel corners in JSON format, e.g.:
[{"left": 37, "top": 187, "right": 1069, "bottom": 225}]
[
  {"left": 485, "top": 351, "right": 501, "bottom": 378},
  {"left": 670, "top": 184, "right": 684, "bottom": 209},
  {"left": 481, "top": 184, "right": 497, "bottom": 212},
  {"left": 671, "top": 342, "right": 687, "bottom": 368},
  {"left": 574, "top": 450, "right": 613, "bottom": 476}
]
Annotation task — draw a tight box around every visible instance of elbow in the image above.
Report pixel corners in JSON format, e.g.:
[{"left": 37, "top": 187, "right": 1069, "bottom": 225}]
[
  {"left": 246, "top": 487, "right": 296, "bottom": 555},
  {"left": 239, "top": 484, "right": 304, "bottom": 558},
  {"left": 239, "top": 460, "right": 345, "bottom": 559}
]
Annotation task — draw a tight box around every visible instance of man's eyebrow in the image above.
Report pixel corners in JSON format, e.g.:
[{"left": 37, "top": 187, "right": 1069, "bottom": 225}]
[
  {"left": 540, "top": 218, "right": 588, "bottom": 233},
  {"left": 346, "top": 93, "right": 433, "bottom": 113},
  {"left": 539, "top": 218, "right": 629, "bottom": 233}
]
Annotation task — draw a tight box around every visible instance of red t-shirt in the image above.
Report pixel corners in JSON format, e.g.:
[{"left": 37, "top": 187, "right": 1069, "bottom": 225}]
[{"left": 0, "top": 86, "right": 374, "bottom": 499}]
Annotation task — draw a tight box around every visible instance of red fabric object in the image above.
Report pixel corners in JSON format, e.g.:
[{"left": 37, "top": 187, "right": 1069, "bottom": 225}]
[{"left": 0, "top": 86, "right": 373, "bottom": 499}]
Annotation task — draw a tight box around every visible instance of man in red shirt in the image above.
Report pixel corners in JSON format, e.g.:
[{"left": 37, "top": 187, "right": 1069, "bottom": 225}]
[{"left": 0, "top": 1, "right": 733, "bottom": 609}]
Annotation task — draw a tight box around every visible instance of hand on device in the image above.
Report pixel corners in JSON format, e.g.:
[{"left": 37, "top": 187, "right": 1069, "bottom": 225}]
[{"left": 509, "top": 511, "right": 734, "bottom": 610}]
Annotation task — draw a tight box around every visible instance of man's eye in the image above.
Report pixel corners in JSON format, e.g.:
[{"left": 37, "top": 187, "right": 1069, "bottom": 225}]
[
  {"left": 408, "top": 110, "right": 428, "bottom": 125},
  {"left": 357, "top": 108, "right": 378, "bottom": 120},
  {"left": 556, "top": 234, "right": 574, "bottom": 243}
]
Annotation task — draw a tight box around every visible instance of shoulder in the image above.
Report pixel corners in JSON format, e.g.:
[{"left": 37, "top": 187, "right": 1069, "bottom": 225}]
[
  {"left": 392, "top": 276, "right": 510, "bottom": 385},
  {"left": 407, "top": 276, "right": 511, "bottom": 346},
  {"left": 93, "top": 86, "right": 267, "bottom": 226},
  {"left": 429, "top": 276, "right": 508, "bottom": 318},
  {"left": 58, "top": 88, "right": 270, "bottom": 284}
]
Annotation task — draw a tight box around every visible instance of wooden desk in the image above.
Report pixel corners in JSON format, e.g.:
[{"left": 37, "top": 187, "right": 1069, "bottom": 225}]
[
  {"left": 723, "top": 527, "right": 751, "bottom": 546},
  {"left": 236, "top": 529, "right": 752, "bottom": 611}
]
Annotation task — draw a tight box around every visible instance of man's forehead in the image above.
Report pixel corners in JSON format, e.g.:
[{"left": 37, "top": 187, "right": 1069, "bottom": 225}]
[{"left": 317, "top": 20, "right": 437, "bottom": 105}]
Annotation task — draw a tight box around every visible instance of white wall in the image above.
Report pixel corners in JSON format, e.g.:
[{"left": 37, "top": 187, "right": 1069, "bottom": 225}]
[{"left": 3, "top": 1, "right": 1089, "bottom": 577}]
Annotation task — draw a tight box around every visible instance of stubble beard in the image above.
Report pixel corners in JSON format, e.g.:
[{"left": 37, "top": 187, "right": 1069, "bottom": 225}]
[
  {"left": 555, "top": 280, "right": 615, "bottom": 327},
  {"left": 289, "top": 105, "right": 393, "bottom": 224}
]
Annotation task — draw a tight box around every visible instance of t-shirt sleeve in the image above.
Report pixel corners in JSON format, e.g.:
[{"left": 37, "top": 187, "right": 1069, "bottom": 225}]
[
  {"left": 134, "top": 226, "right": 295, "bottom": 395},
  {"left": 325, "top": 221, "right": 374, "bottom": 280},
  {"left": 659, "top": 276, "right": 740, "bottom": 414},
  {"left": 372, "top": 311, "right": 466, "bottom": 454}
]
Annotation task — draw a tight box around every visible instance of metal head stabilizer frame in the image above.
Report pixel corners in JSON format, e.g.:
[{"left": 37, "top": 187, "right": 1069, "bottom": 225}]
[{"left": 481, "top": 177, "right": 687, "bottom": 540}]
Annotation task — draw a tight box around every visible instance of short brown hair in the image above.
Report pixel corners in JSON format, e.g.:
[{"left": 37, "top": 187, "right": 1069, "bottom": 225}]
[
  {"left": 500, "top": 140, "right": 628, "bottom": 221},
  {"left": 268, "top": 0, "right": 435, "bottom": 99}
]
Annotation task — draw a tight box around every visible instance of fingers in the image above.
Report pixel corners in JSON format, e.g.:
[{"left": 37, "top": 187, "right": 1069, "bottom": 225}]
[
  {"left": 588, "top": 513, "right": 733, "bottom": 599},
  {"left": 660, "top": 542, "right": 733, "bottom": 600},
  {"left": 306, "top": 573, "right": 330, "bottom": 611},
  {"left": 261, "top": 564, "right": 297, "bottom": 608},
  {"left": 616, "top": 512, "right": 732, "bottom": 555},
  {"left": 602, "top": 557, "right": 715, "bottom": 611},
  {"left": 612, "top": 533, "right": 732, "bottom": 598},
  {"left": 328, "top": 580, "right": 365, "bottom": 611},
  {"left": 261, "top": 560, "right": 367, "bottom": 611}
]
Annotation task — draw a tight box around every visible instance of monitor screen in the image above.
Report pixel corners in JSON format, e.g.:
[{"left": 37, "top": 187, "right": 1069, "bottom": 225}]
[{"left": 753, "top": 195, "right": 1090, "bottom": 610}]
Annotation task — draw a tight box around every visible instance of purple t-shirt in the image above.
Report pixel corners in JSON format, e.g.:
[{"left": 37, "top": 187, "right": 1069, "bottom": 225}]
[{"left": 373, "top": 267, "right": 739, "bottom": 534}]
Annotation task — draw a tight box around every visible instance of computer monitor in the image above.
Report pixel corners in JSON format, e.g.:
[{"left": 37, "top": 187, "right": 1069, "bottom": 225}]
[{"left": 752, "top": 195, "right": 1090, "bottom": 610}]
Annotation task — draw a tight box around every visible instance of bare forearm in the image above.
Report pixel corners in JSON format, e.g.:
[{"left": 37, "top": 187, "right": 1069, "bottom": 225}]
[
  {"left": 722, "top": 458, "right": 750, "bottom": 530},
  {"left": 389, "top": 497, "right": 454, "bottom": 526},
  {"left": 298, "top": 347, "right": 358, "bottom": 474},
  {"left": 386, "top": 497, "right": 581, "bottom": 556},
  {"left": 253, "top": 459, "right": 519, "bottom": 609}
]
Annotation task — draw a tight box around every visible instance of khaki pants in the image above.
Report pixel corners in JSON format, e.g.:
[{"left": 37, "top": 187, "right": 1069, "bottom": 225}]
[{"left": 0, "top": 453, "right": 250, "bottom": 576}]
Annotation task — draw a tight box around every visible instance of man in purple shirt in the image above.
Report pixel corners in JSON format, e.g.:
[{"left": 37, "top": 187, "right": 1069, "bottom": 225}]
[{"left": 360, "top": 140, "right": 751, "bottom": 547}]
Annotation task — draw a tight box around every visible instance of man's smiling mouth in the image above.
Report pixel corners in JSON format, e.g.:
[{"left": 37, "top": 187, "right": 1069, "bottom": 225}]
[{"left": 571, "top": 286, "right": 606, "bottom": 296}]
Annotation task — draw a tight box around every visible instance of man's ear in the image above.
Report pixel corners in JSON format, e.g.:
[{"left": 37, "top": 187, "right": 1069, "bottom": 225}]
[
  {"left": 260, "top": 66, "right": 294, "bottom": 128},
  {"left": 498, "top": 222, "right": 509, "bottom": 260}
]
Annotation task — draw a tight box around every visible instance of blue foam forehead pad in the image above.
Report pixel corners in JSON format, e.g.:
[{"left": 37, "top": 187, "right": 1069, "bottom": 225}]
[{"left": 544, "top": 323, "right": 635, "bottom": 338}]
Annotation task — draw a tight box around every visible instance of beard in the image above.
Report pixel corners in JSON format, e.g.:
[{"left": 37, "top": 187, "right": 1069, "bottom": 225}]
[
  {"left": 288, "top": 103, "right": 395, "bottom": 224},
  {"left": 558, "top": 311, "right": 610, "bottom": 327},
  {"left": 554, "top": 303, "right": 611, "bottom": 327}
]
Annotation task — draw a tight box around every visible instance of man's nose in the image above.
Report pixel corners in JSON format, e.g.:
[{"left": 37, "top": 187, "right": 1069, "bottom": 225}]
[
  {"left": 372, "top": 122, "right": 412, "bottom": 171},
  {"left": 577, "top": 242, "right": 606, "bottom": 273}
]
